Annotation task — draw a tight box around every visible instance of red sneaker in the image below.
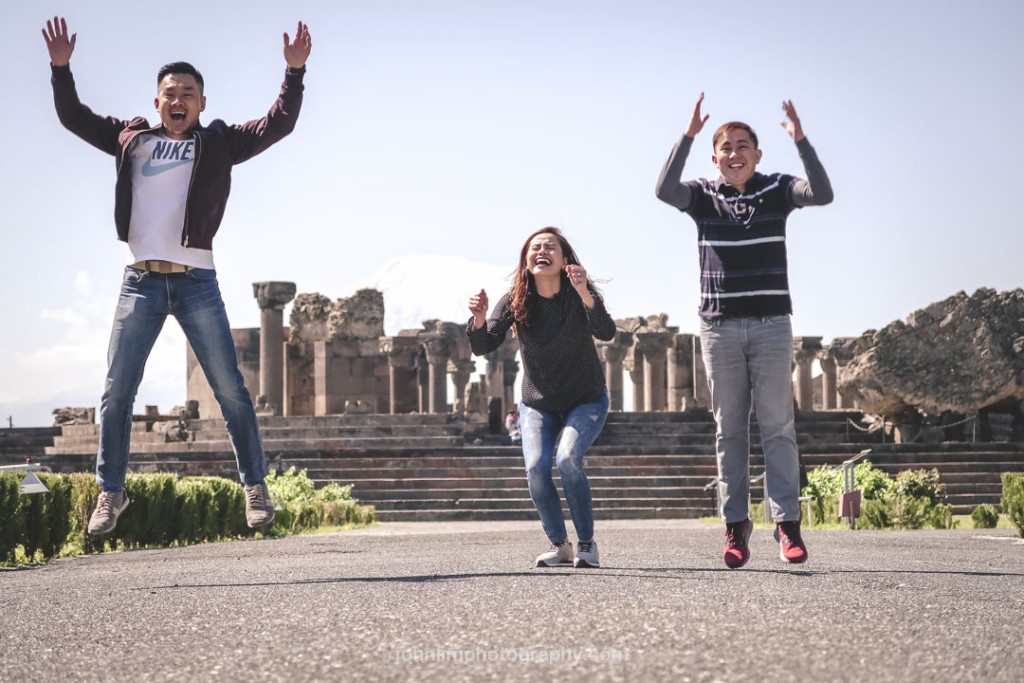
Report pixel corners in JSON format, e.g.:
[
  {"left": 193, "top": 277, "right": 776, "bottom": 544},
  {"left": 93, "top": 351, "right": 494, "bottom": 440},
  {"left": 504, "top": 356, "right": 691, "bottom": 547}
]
[
  {"left": 776, "top": 521, "right": 808, "bottom": 564},
  {"left": 723, "top": 518, "right": 752, "bottom": 569}
]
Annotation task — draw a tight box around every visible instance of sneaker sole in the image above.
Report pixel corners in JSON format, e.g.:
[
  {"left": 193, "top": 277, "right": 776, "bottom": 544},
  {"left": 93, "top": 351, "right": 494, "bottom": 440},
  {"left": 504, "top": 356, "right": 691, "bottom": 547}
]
[
  {"left": 573, "top": 559, "right": 600, "bottom": 568},
  {"left": 248, "top": 513, "right": 276, "bottom": 530},
  {"left": 535, "top": 560, "right": 574, "bottom": 568},
  {"left": 779, "top": 546, "right": 808, "bottom": 564}
]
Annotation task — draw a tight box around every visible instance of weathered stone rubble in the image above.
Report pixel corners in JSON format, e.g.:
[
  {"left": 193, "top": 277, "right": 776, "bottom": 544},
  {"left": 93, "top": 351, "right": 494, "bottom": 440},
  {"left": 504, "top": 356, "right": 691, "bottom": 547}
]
[
  {"left": 289, "top": 289, "right": 385, "bottom": 343},
  {"left": 836, "top": 288, "right": 1024, "bottom": 416}
]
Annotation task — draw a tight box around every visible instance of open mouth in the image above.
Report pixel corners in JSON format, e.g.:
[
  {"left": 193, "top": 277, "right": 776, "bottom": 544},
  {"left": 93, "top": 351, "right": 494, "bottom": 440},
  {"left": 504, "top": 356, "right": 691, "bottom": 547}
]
[
  {"left": 170, "top": 112, "right": 187, "bottom": 122},
  {"left": 534, "top": 257, "right": 552, "bottom": 267}
]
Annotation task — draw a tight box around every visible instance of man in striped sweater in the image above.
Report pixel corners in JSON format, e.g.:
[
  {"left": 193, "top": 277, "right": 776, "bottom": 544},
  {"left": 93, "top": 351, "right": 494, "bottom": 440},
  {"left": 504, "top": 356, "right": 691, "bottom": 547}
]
[{"left": 655, "top": 93, "right": 833, "bottom": 568}]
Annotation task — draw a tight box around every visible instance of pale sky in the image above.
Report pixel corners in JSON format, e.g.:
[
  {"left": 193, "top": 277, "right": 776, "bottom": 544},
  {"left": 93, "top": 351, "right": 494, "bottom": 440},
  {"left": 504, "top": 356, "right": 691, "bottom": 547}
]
[{"left": 2, "top": 1, "right": 1022, "bottom": 427}]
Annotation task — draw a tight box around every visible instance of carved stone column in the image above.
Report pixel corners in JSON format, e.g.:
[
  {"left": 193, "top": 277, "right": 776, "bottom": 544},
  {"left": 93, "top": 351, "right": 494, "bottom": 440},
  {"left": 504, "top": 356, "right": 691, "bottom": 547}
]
[
  {"left": 421, "top": 334, "right": 451, "bottom": 414},
  {"left": 483, "top": 352, "right": 505, "bottom": 414},
  {"left": 692, "top": 336, "right": 711, "bottom": 409},
  {"left": 448, "top": 359, "right": 476, "bottom": 413},
  {"left": 829, "top": 337, "right": 857, "bottom": 409},
  {"left": 379, "top": 334, "right": 421, "bottom": 414},
  {"left": 624, "top": 344, "right": 645, "bottom": 412},
  {"left": 817, "top": 349, "right": 838, "bottom": 410},
  {"left": 596, "top": 330, "right": 631, "bottom": 411},
  {"left": 793, "top": 336, "right": 823, "bottom": 411},
  {"left": 636, "top": 331, "right": 673, "bottom": 412},
  {"left": 253, "top": 281, "right": 296, "bottom": 415},
  {"left": 668, "top": 333, "right": 696, "bottom": 411},
  {"left": 502, "top": 358, "right": 520, "bottom": 415}
]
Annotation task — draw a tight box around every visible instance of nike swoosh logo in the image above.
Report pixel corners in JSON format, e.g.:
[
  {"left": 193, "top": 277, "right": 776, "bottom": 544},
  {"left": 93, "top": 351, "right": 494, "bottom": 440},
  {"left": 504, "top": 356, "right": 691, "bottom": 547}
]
[{"left": 141, "top": 158, "right": 193, "bottom": 177}]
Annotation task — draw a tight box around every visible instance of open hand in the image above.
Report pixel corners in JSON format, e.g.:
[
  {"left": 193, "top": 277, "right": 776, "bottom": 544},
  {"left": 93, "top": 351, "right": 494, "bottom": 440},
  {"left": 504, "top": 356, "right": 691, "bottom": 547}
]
[
  {"left": 283, "top": 21, "right": 312, "bottom": 68},
  {"left": 780, "top": 99, "right": 805, "bottom": 142},
  {"left": 42, "top": 16, "right": 76, "bottom": 66},
  {"left": 685, "top": 92, "right": 710, "bottom": 138}
]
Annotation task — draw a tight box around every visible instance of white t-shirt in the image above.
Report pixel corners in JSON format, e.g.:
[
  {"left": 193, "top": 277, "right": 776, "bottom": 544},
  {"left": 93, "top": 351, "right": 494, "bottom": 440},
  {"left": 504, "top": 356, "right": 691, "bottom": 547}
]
[{"left": 126, "top": 132, "right": 215, "bottom": 269}]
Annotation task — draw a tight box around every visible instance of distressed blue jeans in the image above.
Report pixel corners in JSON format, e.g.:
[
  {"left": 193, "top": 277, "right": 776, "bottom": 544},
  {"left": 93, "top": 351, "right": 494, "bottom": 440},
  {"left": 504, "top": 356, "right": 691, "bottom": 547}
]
[
  {"left": 519, "top": 391, "right": 609, "bottom": 544},
  {"left": 96, "top": 267, "right": 267, "bottom": 492},
  {"left": 700, "top": 315, "right": 801, "bottom": 523}
]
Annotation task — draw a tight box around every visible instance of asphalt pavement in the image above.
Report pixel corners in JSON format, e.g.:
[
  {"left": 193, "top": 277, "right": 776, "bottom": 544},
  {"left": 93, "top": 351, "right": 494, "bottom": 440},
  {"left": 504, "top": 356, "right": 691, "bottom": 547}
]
[{"left": 2, "top": 519, "right": 1022, "bottom": 683}]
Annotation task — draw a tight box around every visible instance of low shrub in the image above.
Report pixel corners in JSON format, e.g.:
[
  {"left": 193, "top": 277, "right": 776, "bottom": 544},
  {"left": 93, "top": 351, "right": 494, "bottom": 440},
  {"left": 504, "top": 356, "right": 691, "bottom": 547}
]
[
  {"left": 803, "top": 460, "right": 891, "bottom": 525},
  {"left": 802, "top": 464, "right": 957, "bottom": 530},
  {"left": 1002, "top": 473, "right": 1024, "bottom": 538},
  {"left": 929, "top": 503, "right": 956, "bottom": 530},
  {"left": 319, "top": 482, "right": 355, "bottom": 503},
  {"left": 970, "top": 503, "right": 999, "bottom": 529},
  {"left": 266, "top": 466, "right": 317, "bottom": 503},
  {"left": 893, "top": 468, "right": 946, "bottom": 507},
  {"left": 860, "top": 498, "right": 891, "bottom": 530}
]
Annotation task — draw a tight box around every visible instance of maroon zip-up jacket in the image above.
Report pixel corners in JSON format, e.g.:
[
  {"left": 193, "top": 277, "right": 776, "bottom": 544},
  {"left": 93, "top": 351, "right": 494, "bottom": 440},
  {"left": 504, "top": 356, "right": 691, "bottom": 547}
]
[{"left": 50, "top": 63, "right": 305, "bottom": 250}]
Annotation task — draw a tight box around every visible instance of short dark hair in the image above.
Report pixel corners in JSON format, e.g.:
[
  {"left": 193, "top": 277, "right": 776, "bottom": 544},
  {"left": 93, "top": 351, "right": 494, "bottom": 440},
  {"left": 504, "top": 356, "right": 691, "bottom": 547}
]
[
  {"left": 157, "top": 62, "right": 204, "bottom": 92},
  {"left": 712, "top": 121, "right": 758, "bottom": 150}
]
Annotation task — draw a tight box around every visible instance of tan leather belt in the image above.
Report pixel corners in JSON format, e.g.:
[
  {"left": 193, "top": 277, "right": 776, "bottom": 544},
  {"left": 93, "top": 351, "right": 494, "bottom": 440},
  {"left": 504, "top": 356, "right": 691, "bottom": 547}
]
[{"left": 130, "top": 260, "right": 193, "bottom": 274}]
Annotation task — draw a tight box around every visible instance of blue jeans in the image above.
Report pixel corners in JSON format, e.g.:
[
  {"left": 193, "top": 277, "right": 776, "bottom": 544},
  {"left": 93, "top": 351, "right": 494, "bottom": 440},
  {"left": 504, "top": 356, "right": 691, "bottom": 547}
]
[
  {"left": 96, "top": 267, "right": 267, "bottom": 492},
  {"left": 700, "top": 315, "right": 801, "bottom": 523},
  {"left": 519, "top": 392, "right": 609, "bottom": 544}
]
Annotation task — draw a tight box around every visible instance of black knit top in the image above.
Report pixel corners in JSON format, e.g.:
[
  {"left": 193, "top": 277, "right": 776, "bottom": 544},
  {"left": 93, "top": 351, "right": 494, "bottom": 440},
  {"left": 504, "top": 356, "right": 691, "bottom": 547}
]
[{"left": 468, "top": 282, "right": 616, "bottom": 414}]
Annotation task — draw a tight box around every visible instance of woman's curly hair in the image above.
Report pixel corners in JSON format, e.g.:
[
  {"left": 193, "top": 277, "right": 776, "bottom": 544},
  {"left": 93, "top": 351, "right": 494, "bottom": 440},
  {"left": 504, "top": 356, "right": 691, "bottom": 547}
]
[{"left": 509, "top": 227, "right": 593, "bottom": 329}]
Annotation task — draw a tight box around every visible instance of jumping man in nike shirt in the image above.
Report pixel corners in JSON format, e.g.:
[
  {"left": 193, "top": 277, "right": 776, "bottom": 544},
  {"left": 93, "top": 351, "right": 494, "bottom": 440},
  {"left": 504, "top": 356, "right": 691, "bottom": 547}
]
[{"left": 42, "top": 16, "right": 312, "bottom": 535}]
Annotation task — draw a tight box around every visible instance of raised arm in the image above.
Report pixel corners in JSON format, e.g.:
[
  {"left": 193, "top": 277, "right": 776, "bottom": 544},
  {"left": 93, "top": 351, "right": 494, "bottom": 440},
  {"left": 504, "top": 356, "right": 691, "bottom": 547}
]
[
  {"left": 781, "top": 100, "right": 835, "bottom": 207},
  {"left": 225, "top": 22, "right": 312, "bottom": 164},
  {"left": 655, "top": 92, "right": 709, "bottom": 211},
  {"left": 42, "top": 16, "right": 76, "bottom": 66},
  {"left": 467, "top": 291, "right": 513, "bottom": 356}
]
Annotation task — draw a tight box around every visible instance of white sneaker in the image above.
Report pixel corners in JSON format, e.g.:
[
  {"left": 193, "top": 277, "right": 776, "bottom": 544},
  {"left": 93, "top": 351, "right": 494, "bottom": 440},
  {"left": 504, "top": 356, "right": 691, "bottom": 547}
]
[
  {"left": 574, "top": 540, "right": 600, "bottom": 568},
  {"left": 88, "top": 490, "right": 130, "bottom": 536},
  {"left": 535, "top": 541, "right": 574, "bottom": 567}
]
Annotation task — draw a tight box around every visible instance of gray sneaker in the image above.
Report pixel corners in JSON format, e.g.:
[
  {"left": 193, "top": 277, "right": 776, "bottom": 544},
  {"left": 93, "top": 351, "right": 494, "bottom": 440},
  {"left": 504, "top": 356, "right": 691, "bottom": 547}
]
[
  {"left": 88, "top": 490, "right": 130, "bottom": 536},
  {"left": 574, "top": 540, "right": 600, "bottom": 568},
  {"left": 245, "top": 482, "right": 275, "bottom": 528},
  {"left": 535, "top": 540, "right": 574, "bottom": 567}
]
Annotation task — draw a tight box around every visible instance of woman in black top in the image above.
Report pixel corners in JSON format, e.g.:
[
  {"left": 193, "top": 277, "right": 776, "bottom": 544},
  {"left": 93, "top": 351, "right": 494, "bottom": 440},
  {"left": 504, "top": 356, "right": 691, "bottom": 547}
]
[{"left": 468, "top": 227, "right": 616, "bottom": 568}]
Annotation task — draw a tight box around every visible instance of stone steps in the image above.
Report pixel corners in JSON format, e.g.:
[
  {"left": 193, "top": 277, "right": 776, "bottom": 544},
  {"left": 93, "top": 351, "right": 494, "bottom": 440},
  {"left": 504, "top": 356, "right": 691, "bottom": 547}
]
[
  {"left": 0, "top": 427, "right": 61, "bottom": 460},
  {"left": 15, "top": 410, "right": 1024, "bottom": 520}
]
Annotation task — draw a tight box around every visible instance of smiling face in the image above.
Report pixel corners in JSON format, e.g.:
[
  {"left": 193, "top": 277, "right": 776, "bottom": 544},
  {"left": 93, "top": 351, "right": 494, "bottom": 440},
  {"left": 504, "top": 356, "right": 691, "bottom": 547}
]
[
  {"left": 712, "top": 127, "right": 762, "bottom": 191},
  {"left": 525, "top": 231, "right": 568, "bottom": 279},
  {"left": 155, "top": 73, "right": 205, "bottom": 140}
]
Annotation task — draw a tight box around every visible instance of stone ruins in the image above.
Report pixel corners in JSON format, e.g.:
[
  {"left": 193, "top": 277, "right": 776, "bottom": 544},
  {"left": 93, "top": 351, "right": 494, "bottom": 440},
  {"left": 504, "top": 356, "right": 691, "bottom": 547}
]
[{"left": 185, "top": 281, "right": 856, "bottom": 426}]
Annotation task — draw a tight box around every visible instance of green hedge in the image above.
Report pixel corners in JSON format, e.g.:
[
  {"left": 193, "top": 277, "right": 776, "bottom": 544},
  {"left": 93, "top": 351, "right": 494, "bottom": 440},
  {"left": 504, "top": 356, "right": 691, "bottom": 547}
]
[
  {"left": 1, "top": 470, "right": 375, "bottom": 566},
  {"left": 1002, "top": 473, "right": 1024, "bottom": 538},
  {"left": 1, "top": 473, "right": 75, "bottom": 564}
]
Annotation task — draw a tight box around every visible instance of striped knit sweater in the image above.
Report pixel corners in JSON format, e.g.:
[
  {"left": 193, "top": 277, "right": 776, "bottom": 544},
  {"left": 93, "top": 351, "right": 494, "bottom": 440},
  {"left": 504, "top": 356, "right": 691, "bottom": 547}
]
[{"left": 656, "top": 135, "right": 833, "bottom": 319}]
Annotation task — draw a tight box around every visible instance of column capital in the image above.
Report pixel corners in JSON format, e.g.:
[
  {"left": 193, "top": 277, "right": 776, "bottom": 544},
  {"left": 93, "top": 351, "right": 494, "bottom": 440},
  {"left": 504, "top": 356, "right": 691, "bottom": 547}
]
[
  {"left": 448, "top": 358, "right": 476, "bottom": 375},
  {"left": 379, "top": 335, "right": 421, "bottom": 368},
  {"left": 793, "top": 336, "right": 823, "bottom": 363},
  {"left": 253, "top": 281, "right": 297, "bottom": 310},
  {"left": 420, "top": 334, "right": 451, "bottom": 365},
  {"left": 635, "top": 330, "right": 674, "bottom": 358}
]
